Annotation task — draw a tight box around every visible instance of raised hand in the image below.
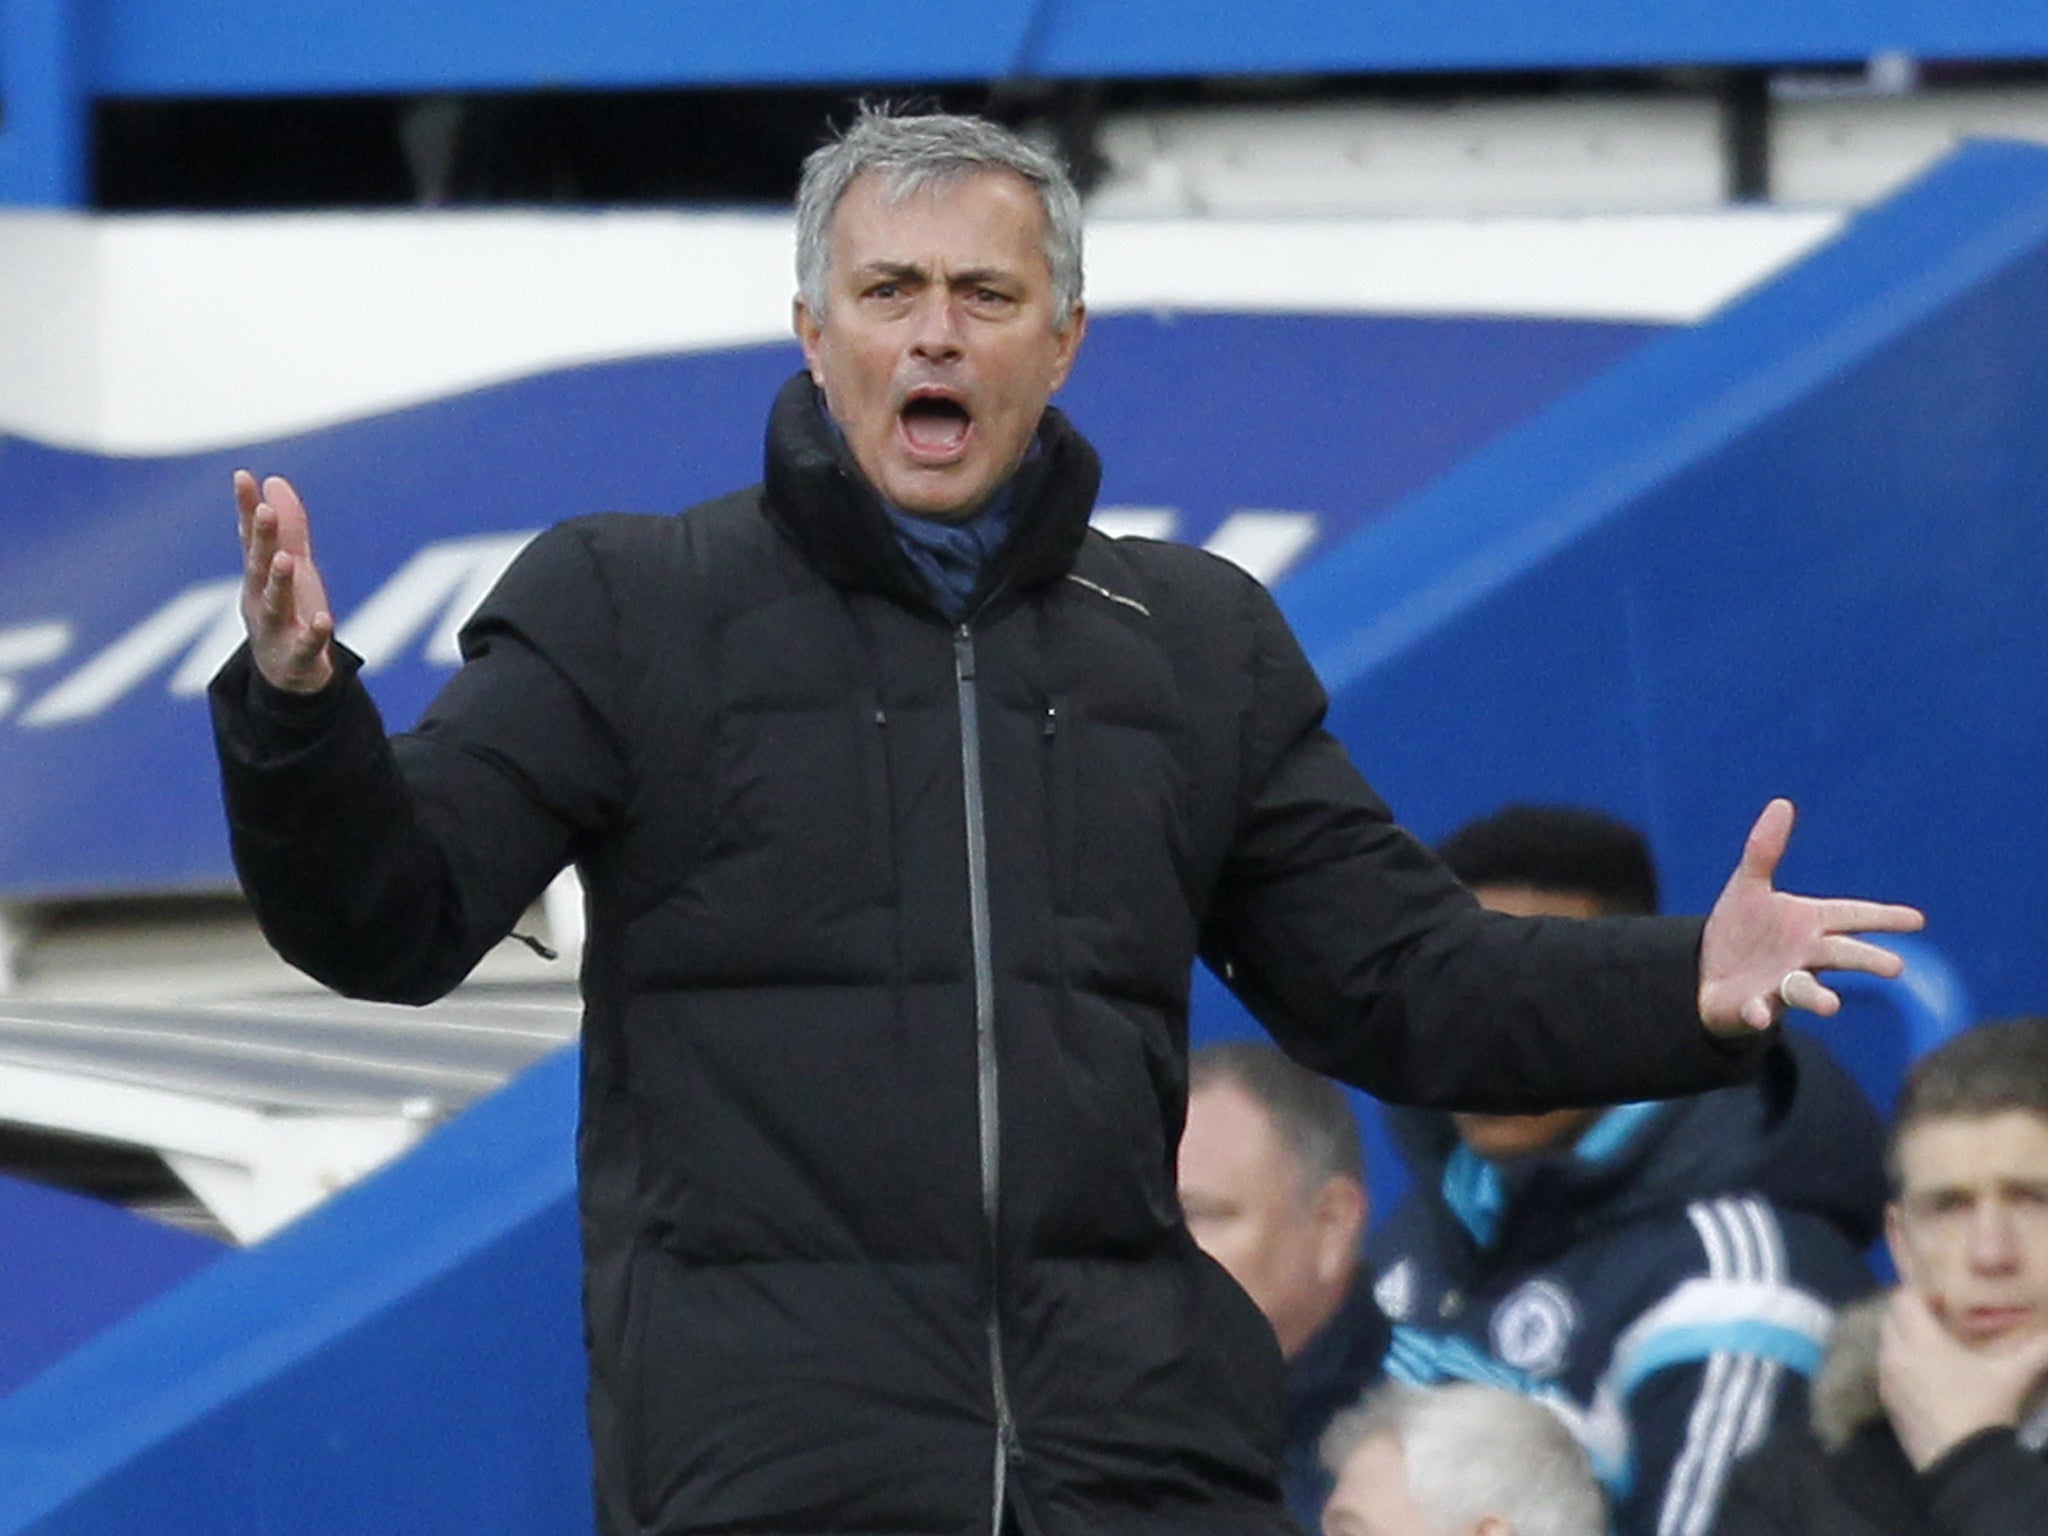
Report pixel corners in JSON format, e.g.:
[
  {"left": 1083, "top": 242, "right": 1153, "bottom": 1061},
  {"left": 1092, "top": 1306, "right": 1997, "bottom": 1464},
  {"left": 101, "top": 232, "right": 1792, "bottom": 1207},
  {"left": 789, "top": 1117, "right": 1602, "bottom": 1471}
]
[
  {"left": 235, "top": 470, "right": 336, "bottom": 694},
  {"left": 1696, "top": 798, "right": 1925, "bottom": 1037}
]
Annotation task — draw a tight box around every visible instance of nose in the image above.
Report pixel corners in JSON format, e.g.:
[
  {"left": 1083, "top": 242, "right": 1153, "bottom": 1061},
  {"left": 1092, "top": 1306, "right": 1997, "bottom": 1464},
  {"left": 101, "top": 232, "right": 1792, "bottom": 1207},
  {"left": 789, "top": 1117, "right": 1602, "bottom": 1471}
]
[
  {"left": 908, "top": 289, "right": 963, "bottom": 360},
  {"left": 1967, "top": 1200, "right": 2021, "bottom": 1273}
]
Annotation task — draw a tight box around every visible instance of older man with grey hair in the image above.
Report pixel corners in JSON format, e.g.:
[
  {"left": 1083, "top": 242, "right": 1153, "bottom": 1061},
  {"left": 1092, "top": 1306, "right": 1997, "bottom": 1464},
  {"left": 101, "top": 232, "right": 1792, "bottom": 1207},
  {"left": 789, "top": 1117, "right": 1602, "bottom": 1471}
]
[
  {"left": 1321, "top": 1382, "right": 1606, "bottom": 1536},
  {"left": 1180, "top": 1041, "right": 1386, "bottom": 1530},
  {"left": 215, "top": 104, "right": 1921, "bottom": 1536}
]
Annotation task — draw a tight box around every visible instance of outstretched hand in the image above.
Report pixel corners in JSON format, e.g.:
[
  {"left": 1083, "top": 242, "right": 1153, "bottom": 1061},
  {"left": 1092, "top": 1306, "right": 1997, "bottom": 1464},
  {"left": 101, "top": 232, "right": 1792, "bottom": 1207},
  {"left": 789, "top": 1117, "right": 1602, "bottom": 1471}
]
[
  {"left": 1696, "top": 798, "right": 1924, "bottom": 1037},
  {"left": 235, "top": 470, "right": 336, "bottom": 694}
]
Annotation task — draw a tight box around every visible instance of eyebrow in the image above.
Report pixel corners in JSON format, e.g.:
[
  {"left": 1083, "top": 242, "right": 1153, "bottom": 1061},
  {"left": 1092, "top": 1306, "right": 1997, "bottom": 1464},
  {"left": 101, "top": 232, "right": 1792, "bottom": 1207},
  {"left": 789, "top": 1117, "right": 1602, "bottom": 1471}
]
[
  {"left": 1909, "top": 1177, "right": 2048, "bottom": 1203},
  {"left": 853, "top": 260, "right": 1019, "bottom": 288},
  {"left": 1906, "top": 1184, "right": 1974, "bottom": 1205}
]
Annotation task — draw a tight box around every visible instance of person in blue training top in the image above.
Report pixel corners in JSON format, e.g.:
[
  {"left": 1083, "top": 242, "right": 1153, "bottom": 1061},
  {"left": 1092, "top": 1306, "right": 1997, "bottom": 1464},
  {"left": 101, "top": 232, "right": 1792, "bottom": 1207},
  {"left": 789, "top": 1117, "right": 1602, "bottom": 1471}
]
[
  {"left": 1180, "top": 1041, "right": 1391, "bottom": 1531},
  {"left": 1366, "top": 805, "right": 1887, "bottom": 1536}
]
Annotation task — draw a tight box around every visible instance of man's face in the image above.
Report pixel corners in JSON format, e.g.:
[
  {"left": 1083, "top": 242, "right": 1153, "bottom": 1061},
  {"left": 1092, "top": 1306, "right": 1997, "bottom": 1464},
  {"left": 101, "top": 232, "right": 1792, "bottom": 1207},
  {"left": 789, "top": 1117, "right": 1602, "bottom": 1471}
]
[
  {"left": 1887, "top": 1109, "right": 2048, "bottom": 1346},
  {"left": 1323, "top": 1433, "right": 1440, "bottom": 1536},
  {"left": 1449, "top": 884, "right": 1605, "bottom": 1162},
  {"left": 794, "top": 169, "right": 1085, "bottom": 521},
  {"left": 1178, "top": 1078, "right": 1364, "bottom": 1358}
]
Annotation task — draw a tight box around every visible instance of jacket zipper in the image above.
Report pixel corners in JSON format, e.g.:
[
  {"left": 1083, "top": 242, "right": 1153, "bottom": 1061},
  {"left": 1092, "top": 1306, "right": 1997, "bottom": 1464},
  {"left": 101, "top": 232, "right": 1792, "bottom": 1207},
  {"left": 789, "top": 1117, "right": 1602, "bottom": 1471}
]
[{"left": 954, "top": 624, "right": 1019, "bottom": 1536}]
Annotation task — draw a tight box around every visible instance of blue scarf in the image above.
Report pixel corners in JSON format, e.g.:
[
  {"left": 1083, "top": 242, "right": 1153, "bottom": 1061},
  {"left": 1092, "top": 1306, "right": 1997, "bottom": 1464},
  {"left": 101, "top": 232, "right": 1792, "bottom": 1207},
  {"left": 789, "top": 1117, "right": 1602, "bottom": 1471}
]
[{"left": 884, "top": 481, "right": 1020, "bottom": 623}]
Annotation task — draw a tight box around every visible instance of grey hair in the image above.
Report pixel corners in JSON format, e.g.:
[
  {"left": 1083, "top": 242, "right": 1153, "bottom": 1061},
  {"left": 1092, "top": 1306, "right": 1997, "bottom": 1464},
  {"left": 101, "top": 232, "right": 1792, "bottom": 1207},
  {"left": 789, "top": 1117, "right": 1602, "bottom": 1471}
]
[
  {"left": 1322, "top": 1383, "right": 1606, "bottom": 1536},
  {"left": 794, "top": 106, "right": 1085, "bottom": 332},
  {"left": 1188, "top": 1041, "right": 1364, "bottom": 1202}
]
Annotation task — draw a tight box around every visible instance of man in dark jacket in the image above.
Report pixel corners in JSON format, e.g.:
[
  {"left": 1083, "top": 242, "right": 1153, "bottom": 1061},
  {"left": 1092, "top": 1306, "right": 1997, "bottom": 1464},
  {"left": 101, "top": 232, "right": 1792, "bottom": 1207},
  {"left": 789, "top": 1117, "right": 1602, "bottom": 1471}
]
[
  {"left": 213, "top": 110, "right": 1922, "bottom": 1536},
  {"left": 1367, "top": 806, "right": 1888, "bottom": 1536},
  {"left": 1715, "top": 1016, "right": 2048, "bottom": 1536},
  {"left": 1179, "top": 1041, "right": 1391, "bottom": 1530}
]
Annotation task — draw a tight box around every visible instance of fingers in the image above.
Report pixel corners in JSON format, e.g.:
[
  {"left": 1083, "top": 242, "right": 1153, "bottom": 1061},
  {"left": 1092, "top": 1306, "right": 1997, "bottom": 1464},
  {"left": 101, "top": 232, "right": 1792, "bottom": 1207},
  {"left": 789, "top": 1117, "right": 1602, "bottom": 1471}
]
[
  {"left": 243, "top": 494, "right": 281, "bottom": 597},
  {"left": 1772, "top": 939, "right": 1911, "bottom": 1016},
  {"left": 2008, "top": 1321, "right": 2048, "bottom": 1366},
  {"left": 261, "top": 549, "right": 300, "bottom": 624},
  {"left": 1881, "top": 1286, "right": 1930, "bottom": 1351},
  {"left": 255, "top": 546, "right": 335, "bottom": 680},
  {"left": 1880, "top": 1285, "right": 1935, "bottom": 1367},
  {"left": 238, "top": 470, "right": 284, "bottom": 581},
  {"left": 1815, "top": 898, "right": 1926, "bottom": 936},
  {"left": 1814, "top": 933, "right": 1909, "bottom": 978},
  {"left": 243, "top": 507, "right": 293, "bottom": 625},
  {"left": 1750, "top": 972, "right": 1838, "bottom": 1022},
  {"left": 236, "top": 471, "right": 313, "bottom": 551},
  {"left": 261, "top": 474, "right": 314, "bottom": 559},
  {"left": 1738, "top": 797, "right": 1795, "bottom": 883},
  {"left": 262, "top": 474, "right": 305, "bottom": 521},
  {"left": 234, "top": 467, "right": 336, "bottom": 692},
  {"left": 2014, "top": 1326, "right": 2048, "bottom": 1384},
  {"left": 299, "top": 608, "right": 336, "bottom": 665},
  {"left": 1886, "top": 1282, "right": 2048, "bottom": 1396},
  {"left": 1777, "top": 969, "right": 1840, "bottom": 1016},
  {"left": 234, "top": 468, "right": 261, "bottom": 548}
]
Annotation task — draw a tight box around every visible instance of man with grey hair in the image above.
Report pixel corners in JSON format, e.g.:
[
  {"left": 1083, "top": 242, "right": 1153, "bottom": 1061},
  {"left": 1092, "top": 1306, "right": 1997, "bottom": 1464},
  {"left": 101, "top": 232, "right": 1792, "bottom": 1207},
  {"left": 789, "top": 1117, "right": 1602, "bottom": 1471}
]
[
  {"left": 1322, "top": 1382, "right": 1606, "bottom": 1536},
  {"left": 216, "top": 104, "right": 1921, "bottom": 1536},
  {"left": 1181, "top": 1041, "right": 1387, "bottom": 1530}
]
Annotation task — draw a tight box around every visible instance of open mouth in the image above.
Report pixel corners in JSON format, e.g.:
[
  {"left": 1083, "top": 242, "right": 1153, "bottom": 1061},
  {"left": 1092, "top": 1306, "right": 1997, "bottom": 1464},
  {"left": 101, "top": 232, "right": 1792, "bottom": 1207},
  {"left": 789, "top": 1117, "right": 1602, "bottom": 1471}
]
[{"left": 899, "top": 394, "right": 973, "bottom": 460}]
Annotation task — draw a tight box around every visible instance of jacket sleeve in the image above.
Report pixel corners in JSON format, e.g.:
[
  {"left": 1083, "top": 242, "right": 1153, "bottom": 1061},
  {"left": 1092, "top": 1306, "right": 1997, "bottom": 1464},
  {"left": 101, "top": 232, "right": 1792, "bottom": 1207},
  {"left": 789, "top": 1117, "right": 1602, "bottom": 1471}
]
[
  {"left": 1923, "top": 1428, "right": 2048, "bottom": 1536},
  {"left": 210, "top": 521, "right": 630, "bottom": 1004},
  {"left": 1199, "top": 574, "right": 1762, "bottom": 1112},
  {"left": 1624, "top": 1360, "right": 1806, "bottom": 1536}
]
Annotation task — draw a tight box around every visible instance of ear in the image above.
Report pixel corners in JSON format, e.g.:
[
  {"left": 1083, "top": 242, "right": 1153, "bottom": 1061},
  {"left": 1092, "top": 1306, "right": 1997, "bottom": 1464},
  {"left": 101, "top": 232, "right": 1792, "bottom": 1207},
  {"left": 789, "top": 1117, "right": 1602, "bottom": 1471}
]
[
  {"left": 1472, "top": 1517, "right": 1512, "bottom": 1536},
  {"left": 1312, "top": 1176, "right": 1370, "bottom": 1285},
  {"left": 793, "top": 297, "right": 826, "bottom": 386},
  {"left": 1047, "top": 304, "right": 1088, "bottom": 391}
]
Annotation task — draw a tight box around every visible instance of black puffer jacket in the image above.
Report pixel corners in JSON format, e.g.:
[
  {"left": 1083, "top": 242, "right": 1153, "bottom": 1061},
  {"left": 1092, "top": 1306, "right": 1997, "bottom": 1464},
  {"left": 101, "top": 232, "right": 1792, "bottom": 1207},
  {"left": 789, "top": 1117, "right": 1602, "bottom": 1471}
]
[{"left": 213, "top": 374, "right": 1758, "bottom": 1536}]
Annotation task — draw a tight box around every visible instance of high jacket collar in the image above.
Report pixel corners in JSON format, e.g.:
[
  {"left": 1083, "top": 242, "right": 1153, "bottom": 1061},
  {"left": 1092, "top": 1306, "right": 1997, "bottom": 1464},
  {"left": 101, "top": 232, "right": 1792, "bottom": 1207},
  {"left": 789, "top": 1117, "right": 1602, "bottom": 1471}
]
[{"left": 760, "top": 371, "right": 1102, "bottom": 621}]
